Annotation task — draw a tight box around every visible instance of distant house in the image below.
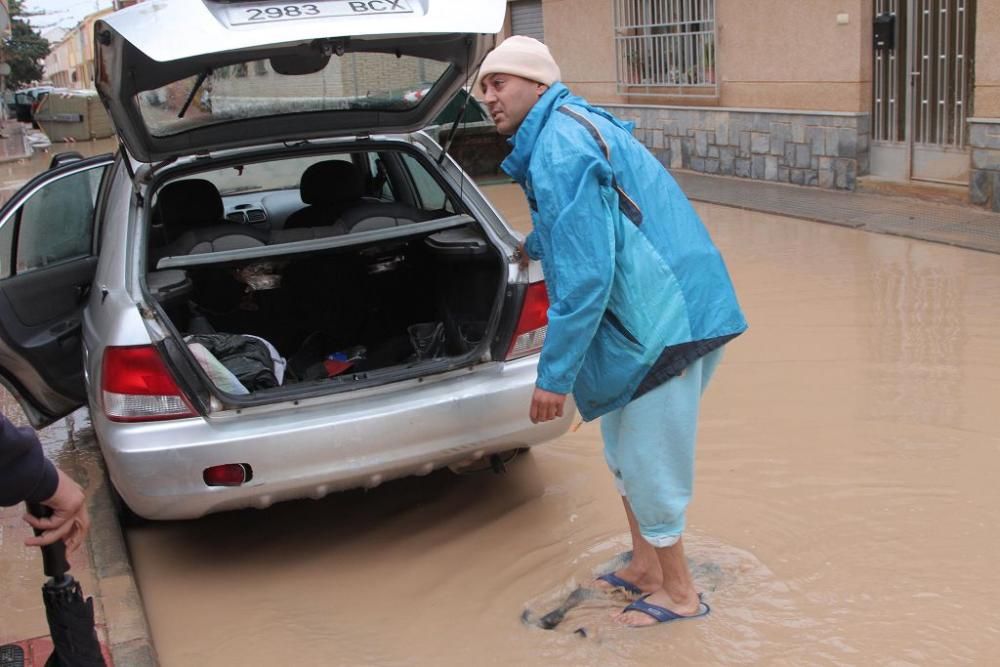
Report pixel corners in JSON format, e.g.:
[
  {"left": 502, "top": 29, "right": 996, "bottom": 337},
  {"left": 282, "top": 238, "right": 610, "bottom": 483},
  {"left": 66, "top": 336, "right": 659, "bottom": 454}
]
[
  {"left": 45, "top": 9, "right": 114, "bottom": 90},
  {"left": 43, "top": 1, "right": 144, "bottom": 90}
]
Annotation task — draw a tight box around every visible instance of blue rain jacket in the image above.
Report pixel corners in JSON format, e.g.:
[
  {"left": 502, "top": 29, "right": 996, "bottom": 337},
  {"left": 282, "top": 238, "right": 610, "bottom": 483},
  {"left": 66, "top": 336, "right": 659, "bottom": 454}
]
[{"left": 502, "top": 83, "right": 747, "bottom": 421}]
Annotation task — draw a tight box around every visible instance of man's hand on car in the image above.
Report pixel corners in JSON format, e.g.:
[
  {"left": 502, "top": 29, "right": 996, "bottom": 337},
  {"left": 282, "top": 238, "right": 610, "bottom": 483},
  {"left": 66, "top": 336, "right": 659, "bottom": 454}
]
[
  {"left": 516, "top": 241, "right": 531, "bottom": 269},
  {"left": 23, "top": 468, "right": 90, "bottom": 553},
  {"left": 530, "top": 387, "right": 566, "bottom": 423}
]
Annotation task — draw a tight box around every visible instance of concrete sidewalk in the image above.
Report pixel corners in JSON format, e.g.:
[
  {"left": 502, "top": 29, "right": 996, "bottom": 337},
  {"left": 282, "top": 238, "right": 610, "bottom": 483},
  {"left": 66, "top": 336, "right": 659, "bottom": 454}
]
[{"left": 672, "top": 170, "right": 1000, "bottom": 254}]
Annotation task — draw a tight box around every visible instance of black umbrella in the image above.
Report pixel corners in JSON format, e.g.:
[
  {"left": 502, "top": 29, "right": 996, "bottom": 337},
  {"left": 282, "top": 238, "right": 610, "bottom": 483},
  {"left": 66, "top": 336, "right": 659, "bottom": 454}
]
[{"left": 26, "top": 503, "right": 107, "bottom": 667}]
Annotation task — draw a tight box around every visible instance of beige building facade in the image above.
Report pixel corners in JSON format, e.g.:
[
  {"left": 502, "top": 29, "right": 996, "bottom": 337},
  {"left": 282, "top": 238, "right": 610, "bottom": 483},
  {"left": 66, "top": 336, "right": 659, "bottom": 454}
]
[
  {"left": 503, "top": 0, "right": 1000, "bottom": 209},
  {"left": 44, "top": 2, "right": 144, "bottom": 90},
  {"left": 45, "top": 9, "right": 114, "bottom": 90}
]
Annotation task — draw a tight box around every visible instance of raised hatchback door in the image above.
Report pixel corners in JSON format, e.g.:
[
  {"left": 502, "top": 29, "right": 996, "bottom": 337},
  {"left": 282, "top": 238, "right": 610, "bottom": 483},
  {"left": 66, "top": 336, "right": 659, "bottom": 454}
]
[
  {"left": 94, "top": 0, "right": 506, "bottom": 163},
  {"left": 0, "top": 155, "right": 113, "bottom": 427}
]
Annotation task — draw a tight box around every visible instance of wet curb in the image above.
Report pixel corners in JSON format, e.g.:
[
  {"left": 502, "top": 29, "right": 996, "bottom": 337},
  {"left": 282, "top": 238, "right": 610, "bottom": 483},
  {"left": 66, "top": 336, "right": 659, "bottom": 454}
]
[
  {"left": 88, "top": 469, "right": 159, "bottom": 666},
  {"left": 672, "top": 170, "right": 1000, "bottom": 255},
  {"left": 67, "top": 419, "right": 160, "bottom": 667}
]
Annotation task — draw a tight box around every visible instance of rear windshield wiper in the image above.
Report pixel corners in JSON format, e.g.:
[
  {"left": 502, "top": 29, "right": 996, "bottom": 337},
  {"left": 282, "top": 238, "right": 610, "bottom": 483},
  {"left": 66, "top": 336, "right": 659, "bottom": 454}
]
[{"left": 178, "top": 69, "right": 212, "bottom": 119}]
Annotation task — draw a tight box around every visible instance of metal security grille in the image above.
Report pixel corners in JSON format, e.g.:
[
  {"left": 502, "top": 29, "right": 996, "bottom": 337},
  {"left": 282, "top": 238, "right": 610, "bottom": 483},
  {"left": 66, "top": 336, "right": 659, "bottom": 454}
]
[
  {"left": 913, "top": 0, "right": 974, "bottom": 146},
  {"left": 511, "top": 0, "right": 544, "bottom": 42},
  {"left": 873, "top": 0, "right": 975, "bottom": 146},
  {"left": 873, "top": 0, "right": 905, "bottom": 142},
  {"left": 613, "top": 0, "right": 717, "bottom": 96}
]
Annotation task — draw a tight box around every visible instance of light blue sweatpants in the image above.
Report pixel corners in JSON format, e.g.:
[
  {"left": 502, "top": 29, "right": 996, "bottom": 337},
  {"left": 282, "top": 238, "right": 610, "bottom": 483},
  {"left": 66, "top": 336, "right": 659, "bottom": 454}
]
[{"left": 600, "top": 347, "right": 724, "bottom": 548}]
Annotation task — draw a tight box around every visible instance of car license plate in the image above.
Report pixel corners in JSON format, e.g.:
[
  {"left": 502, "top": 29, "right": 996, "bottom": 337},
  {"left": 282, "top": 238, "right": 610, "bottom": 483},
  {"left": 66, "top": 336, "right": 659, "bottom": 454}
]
[{"left": 227, "top": 0, "right": 413, "bottom": 26}]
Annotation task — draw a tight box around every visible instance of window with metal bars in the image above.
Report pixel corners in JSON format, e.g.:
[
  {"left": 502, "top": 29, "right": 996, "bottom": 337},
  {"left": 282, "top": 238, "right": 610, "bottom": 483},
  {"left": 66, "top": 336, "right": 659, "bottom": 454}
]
[{"left": 613, "top": 0, "right": 717, "bottom": 96}]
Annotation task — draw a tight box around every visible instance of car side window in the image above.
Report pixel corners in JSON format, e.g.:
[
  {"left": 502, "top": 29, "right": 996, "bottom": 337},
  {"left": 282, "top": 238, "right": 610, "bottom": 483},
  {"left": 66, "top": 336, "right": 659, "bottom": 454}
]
[
  {"left": 400, "top": 154, "right": 454, "bottom": 213},
  {"left": 14, "top": 166, "right": 106, "bottom": 274}
]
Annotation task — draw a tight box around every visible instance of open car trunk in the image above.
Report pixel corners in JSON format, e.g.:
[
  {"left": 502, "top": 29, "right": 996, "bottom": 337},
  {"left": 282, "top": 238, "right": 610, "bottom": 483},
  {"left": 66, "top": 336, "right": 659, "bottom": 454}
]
[{"left": 148, "top": 224, "right": 506, "bottom": 401}]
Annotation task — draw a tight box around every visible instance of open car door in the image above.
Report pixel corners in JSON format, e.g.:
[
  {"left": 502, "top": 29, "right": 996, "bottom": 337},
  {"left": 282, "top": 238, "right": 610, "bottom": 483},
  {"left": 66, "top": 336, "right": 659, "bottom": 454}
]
[{"left": 0, "top": 154, "right": 113, "bottom": 428}]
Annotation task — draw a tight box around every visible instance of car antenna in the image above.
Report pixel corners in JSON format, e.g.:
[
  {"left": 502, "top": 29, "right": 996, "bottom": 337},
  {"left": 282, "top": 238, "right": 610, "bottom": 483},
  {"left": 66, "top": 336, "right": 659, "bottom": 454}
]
[
  {"left": 178, "top": 69, "right": 212, "bottom": 119},
  {"left": 436, "top": 39, "right": 481, "bottom": 168}
]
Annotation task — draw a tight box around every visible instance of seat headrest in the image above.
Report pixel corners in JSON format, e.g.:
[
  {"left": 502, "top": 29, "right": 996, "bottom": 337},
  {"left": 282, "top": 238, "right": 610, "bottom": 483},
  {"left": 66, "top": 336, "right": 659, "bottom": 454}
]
[
  {"left": 300, "top": 160, "right": 364, "bottom": 205},
  {"left": 154, "top": 179, "right": 224, "bottom": 230}
]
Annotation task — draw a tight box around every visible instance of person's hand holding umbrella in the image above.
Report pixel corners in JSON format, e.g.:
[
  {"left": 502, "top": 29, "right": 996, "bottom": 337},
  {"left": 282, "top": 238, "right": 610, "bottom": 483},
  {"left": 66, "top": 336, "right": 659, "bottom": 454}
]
[
  {"left": 1, "top": 412, "right": 105, "bottom": 664},
  {"left": 23, "top": 468, "right": 90, "bottom": 552},
  {"left": 26, "top": 477, "right": 106, "bottom": 667}
]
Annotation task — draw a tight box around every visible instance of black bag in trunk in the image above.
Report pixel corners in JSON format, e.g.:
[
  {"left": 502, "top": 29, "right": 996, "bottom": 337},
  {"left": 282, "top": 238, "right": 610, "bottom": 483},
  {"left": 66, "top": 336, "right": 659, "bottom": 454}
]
[{"left": 187, "top": 333, "right": 278, "bottom": 391}]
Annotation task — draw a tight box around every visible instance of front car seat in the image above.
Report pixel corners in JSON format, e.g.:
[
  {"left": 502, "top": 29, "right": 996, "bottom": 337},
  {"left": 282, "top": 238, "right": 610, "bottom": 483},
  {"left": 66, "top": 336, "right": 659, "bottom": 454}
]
[{"left": 283, "top": 160, "right": 365, "bottom": 230}]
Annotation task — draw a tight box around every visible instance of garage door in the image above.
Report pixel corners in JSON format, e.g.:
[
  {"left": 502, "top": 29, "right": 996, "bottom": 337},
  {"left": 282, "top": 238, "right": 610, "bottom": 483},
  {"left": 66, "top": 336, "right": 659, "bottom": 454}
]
[{"left": 511, "top": 0, "right": 544, "bottom": 42}]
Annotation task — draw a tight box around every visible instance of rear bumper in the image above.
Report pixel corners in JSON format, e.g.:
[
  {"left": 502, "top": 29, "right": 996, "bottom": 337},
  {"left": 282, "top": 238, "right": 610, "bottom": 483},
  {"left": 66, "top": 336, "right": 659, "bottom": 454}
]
[{"left": 94, "top": 357, "right": 573, "bottom": 520}]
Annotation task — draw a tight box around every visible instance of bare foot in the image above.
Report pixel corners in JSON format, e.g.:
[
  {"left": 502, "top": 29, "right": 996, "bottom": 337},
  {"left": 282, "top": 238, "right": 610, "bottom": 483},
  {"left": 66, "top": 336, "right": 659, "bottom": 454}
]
[
  {"left": 614, "top": 589, "right": 703, "bottom": 627},
  {"left": 594, "top": 562, "right": 663, "bottom": 596}
]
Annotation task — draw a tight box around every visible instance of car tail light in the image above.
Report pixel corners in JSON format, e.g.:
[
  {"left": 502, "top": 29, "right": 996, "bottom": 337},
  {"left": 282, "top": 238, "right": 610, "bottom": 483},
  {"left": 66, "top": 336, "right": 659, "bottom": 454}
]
[
  {"left": 203, "top": 463, "right": 252, "bottom": 487},
  {"left": 102, "top": 345, "right": 196, "bottom": 422},
  {"left": 506, "top": 281, "right": 549, "bottom": 360}
]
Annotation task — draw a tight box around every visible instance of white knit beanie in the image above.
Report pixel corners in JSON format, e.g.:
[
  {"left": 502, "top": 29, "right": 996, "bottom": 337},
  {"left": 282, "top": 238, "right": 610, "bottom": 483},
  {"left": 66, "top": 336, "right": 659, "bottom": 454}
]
[{"left": 476, "top": 35, "right": 561, "bottom": 89}]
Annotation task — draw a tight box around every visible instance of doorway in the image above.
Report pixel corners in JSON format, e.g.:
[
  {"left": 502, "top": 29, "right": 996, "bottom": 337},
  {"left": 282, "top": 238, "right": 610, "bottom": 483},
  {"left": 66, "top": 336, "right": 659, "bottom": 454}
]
[{"left": 871, "top": 0, "right": 976, "bottom": 184}]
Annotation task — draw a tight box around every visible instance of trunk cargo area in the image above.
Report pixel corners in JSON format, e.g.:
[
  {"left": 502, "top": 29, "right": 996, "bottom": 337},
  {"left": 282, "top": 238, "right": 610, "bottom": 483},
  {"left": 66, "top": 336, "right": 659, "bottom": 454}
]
[{"left": 149, "top": 225, "right": 505, "bottom": 396}]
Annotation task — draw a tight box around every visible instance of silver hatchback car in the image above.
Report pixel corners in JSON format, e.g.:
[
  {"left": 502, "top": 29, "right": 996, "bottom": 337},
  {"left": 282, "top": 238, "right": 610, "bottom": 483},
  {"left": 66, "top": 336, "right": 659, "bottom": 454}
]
[{"left": 0, "top": 0, "right": 573, "bottom": 520}]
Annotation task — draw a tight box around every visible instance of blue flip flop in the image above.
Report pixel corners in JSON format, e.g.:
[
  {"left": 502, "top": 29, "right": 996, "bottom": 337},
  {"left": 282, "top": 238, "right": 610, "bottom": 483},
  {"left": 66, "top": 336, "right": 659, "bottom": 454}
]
[
  {"left": 595, "top": 572, "right": 644, "bottom": 596},
  {"left": 621, "top": 594, "right": 711, "bottom": 627}
]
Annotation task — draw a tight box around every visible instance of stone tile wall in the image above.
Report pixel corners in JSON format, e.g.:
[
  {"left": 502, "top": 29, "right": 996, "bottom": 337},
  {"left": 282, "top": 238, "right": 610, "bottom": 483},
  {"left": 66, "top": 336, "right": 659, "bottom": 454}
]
[
  {"left": 602, "top": 105, "right": 871, "bottom": 191},
  {"left": 969, "top": 119, "right": 1000, "bottom": 212}
]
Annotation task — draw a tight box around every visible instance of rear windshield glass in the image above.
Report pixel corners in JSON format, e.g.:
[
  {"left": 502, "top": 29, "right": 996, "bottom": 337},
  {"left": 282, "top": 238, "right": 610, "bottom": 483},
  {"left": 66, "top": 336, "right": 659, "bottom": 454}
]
[{"left": 137, "top": 53, "right": 450, "bottom": 138}]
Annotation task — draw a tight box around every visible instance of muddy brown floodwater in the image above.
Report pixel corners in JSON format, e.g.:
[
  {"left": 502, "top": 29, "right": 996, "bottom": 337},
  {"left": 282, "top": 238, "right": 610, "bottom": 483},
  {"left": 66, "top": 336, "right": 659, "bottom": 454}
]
[{"left": 118, "top": 184, "right": 1000, "bottom": 666}]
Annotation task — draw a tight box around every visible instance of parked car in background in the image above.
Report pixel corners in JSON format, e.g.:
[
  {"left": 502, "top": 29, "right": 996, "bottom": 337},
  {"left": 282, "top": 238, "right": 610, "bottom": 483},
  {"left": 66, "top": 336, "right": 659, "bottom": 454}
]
[
  {"left": 11, "top": 86, "right": 54, "bottom": 125},
  {"left": 0, "top": 0, "right": 572, "bottom": 521}
]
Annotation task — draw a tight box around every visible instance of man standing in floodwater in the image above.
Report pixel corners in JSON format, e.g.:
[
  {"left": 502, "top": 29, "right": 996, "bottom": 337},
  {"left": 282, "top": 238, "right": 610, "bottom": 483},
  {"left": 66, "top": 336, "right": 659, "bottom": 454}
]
[{"left": 478, "top": 36, "right": 746, "bottom": 627}]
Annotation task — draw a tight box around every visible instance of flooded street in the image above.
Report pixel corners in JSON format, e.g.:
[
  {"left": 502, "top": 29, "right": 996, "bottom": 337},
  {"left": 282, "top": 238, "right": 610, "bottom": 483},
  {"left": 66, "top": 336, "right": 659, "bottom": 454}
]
[
  {"left": 111, "top": 185, "right": 1000, "bottom": 665},
  {"left": 3, "top": 172, "right": 997, "bottom": 664}
]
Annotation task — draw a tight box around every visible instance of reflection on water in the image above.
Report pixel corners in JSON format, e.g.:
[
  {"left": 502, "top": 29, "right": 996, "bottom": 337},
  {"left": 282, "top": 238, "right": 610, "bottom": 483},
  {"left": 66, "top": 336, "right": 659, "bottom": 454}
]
[{"left": 866, "top": 243, "right": 966, "bottom": 427}]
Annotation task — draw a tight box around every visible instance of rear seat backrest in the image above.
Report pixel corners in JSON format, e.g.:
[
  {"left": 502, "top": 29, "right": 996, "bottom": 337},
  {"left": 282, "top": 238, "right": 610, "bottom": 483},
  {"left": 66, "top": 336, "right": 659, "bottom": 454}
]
[{"left": 150, "top": 178, "right": 269, "bottom": 264}]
